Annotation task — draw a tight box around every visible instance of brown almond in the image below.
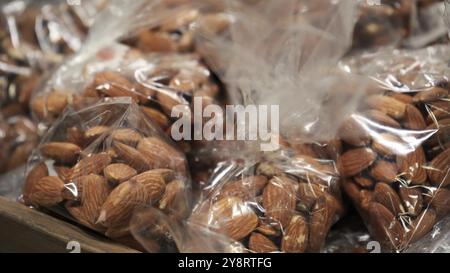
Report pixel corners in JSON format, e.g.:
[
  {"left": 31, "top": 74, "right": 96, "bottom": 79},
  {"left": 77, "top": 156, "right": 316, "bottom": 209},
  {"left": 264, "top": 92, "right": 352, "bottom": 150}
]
[
  {"left": 140, "top": 106, "right": 170, "bottom": 130},
  {"left": 46, "top": 91, "right": 69, "bottom": 115},
  {"left": 368, "top": 202, "right": 404, "bottom": 250},
  {"left": 54, "top": 166, "right": 72, "bottom": 182},
  {"left": 111, "top": 129, "right": 142, "bottom": 147},
  {"left": 103, "top": 163, "right": 137, "bottom": 185},
  {"left": 137, "top": 137, "right": 186, "bottom": 173},
  {"left": 113, "top": 142, "right": 150, "bottom": 172},
  {"left": 7, "top": 142, "right": 35, "bottom": 171},
  {"left": 281, "top": 215, "right": 309, "bottom": 253},
  {"left": 424, "top": 118, "right": 450, "bottom": 147},
  {"left": 249, "top": 232, "right": 278, "bottom": 253},
  {"left": 366, "top": 95, "right": 407, "bottom": 119},
  {"left": 256, "top": 222, "right": 281, "bottom": 237},
  {"left": 105, "top": 224, "right": 131, "bottom": 239},
  {"left": 338, "top": 148, "right": 377, "bottom": 177},
  {"left": 98, "top": 169, "right": 167, "bottom": 227},
  {"left": 396, "top": 147, "right": 427, "bottom": 184},
  {"left": 404, "top": 104, "right": 426, "bottom": 130},
  {"left": 66, "top": 127, "right": 87, "bottom": 147},
  {"left": 157, "top": 179, "right": 188, "bottom": 219},
  {"left": 370, "top": 160, "right": 398, "bottom": 183},
  {"left": 29, "top": 176, "right": 64, "bottom": 207},
  {"left": 430, "top": 188, "right": 450, "bottom": 218},
  {"left": 427, "top": 148, "right": 450, "bottom": 187},
  {"left": 217, "top": 176, "right": 268, "bottom": 201},
  {"left": 262, "top": 176, "right": 297, "bottom": 228},
  {"left": 374, "top": 183, "right": 403, "bottom": 215},
  {"left": 389, "top": 92, "right": 413, "bottom": 104},
  {"left": 256, "top": 162, "right": 283, "bottom": 178},
  {"left": 413, "top": 87, "right": 448, "bottom": 103},
  {"left": 210, "top": 196, "right": 258, "bottom": 241},
  {"left": 363, "top": 110, "right": 401, "bottom": 128},
  {"left": 359, "top": 190, "right": 375, "bottom": 213},
  {"left": 372, "top": 133, "right": 403, "bottom": 156},
  {"left": 342, "top": 179, "right": 361, "bottom": 203},
  {"left": 407, "top": 209, "right": 436, "bottom": 244},
  {"left": 84, "top": 125, "right": 110, "bottom": 143},
  {"left": 338, "top": 117, "right": 370, "bottom": 146},
  {"left": 308, "top": 196, "right": 336, "bottom": 252},
  {"left": 40, "top": 142, "right": 81, "bottom": 164},
  {"left": 69, "top": 153, "right": 112, "bottom": 181},
  {"left": 23, "top": 162, "right": 49, "bottom": 205},
  {"left": 354, "top": 176, "right": 374, "bottom": 188},
  {"left": 399, "top": 187, "right": 423, "bottom": 216},
  {"left": 78, "top": 174, "right": 110, "bottom": 224}
]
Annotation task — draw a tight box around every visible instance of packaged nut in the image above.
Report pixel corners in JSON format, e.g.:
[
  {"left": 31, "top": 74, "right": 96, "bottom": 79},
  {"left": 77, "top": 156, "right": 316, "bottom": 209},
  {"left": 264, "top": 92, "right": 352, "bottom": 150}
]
[
  {"left": 23, "top": 98, "right": 190, "bottom": 251},
  {"left": 338, "top": 46, "right": 450, "bottom": 252}
]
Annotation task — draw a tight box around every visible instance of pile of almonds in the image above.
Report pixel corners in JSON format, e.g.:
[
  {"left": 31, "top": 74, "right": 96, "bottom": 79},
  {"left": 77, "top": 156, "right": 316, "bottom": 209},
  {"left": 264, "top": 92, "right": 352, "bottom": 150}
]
[
  {"left": 189, "top": 156, "right": 344, "bottom": 253},
  {"left": 338, "top": 85, "right": 450, "bottom": 251},
  {"left": 22, "top": 99, "right": 190, "bottom": 248}
]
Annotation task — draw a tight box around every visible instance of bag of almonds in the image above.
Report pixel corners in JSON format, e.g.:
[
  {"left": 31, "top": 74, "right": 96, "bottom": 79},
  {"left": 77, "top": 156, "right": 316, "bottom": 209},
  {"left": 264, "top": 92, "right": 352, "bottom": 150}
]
[
  {"left": 22, "top": 97, "right": 190, "bottom": 251},
  {"left": 338, "top": 45, "right": 450, "bottom": 252}
]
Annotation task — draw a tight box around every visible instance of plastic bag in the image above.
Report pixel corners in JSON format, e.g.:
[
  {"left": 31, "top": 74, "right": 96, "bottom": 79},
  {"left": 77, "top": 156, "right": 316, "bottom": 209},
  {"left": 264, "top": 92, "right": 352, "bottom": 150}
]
[
  {"left": 338, "top": 45, "right": 450, "bottom": 252},
  {"left": 406, "top": 215, "right": 450, "bottom": 253},
  {"left": 22, "top": 97, "right": 190, "bottom": 250},
  {"left": 131, "top": 0, "right": 363, "bottom": 253}
]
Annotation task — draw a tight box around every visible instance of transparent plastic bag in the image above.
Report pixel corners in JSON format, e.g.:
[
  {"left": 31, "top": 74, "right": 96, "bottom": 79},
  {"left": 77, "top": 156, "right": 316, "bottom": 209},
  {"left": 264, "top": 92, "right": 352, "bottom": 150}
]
[
  {"left": 338, "top": 45, "right": 450, "bottom": 252},
  {"left": 22, "top": 97, "right": 190, "bottom": 250},
  {"left": 406, "top": 215, "right": 450, "bottom": 253}
]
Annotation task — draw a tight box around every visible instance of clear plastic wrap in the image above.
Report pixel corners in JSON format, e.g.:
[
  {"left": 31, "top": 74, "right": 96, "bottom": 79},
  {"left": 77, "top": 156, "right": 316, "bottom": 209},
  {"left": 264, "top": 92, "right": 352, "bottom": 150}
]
[
  {"left": 22, "top": 97, "right": 190, "bottom": 250},
  {"left": 338, "top": 45, "right": 450, "bottom": 252},
  {"left": 131, "top": 0, "right": 364, "bottom": 253}
]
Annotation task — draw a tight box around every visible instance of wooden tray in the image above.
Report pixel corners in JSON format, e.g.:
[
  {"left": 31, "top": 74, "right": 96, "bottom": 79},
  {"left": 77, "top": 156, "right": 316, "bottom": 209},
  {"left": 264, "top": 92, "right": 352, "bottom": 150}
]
[{"left": 0, "top": 197, "right": 139, "bottom": 253}]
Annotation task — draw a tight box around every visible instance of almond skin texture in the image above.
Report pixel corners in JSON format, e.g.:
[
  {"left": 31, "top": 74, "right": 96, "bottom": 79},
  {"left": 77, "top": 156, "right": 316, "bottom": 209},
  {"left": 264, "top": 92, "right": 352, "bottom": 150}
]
[
  {"left": 407, "top": 209, "right": 436, "bottom": 244},
  {"left": 112, "top": 142, "right": 150, "bottom": 172},
  {"left": 140, "top": 106, "right": 170, "bottom": 130},
  {"left": 137, "top": 137, "right": 186, "bottom": 173},
  {"left": 413, "top": 87, "right": 448, "bottom": 103},
  {"left": 262, "top": 176, "right": 297, "bottom": 228},
  {"left": 103, "top": 163, "right": 137, "bottom": 185},
  {"left": 40, "top": 142, "right": 81, "bottom": 164},
  {"left": 396, "top": 147, "right": 427, "bottom": 185},
  {"left": 157, "top": 179, "right": 188, "bottom": 219},
  {"left": 111, "top": 129, "right": 142, "bottom": 147},
  {"left": 84, "top": 126, "right": 110, "bottom": 143},
  {"left": 374, "top": 183, "right": 403, "bottom": 215},
  {"left": 404, "top": 104, "right": 426, "bottom": 130},
  {"left": 430, "top": 188, "right": 450, "bottom": 218},
  {"left": 372, "top": 133, "right": 403, "bottom": 156},
  {"left": 338, "top": 148, "right": 377, "bottom": 177},
  {"left": 427, "top": 148, "right": 450, "bottom": 187},
  {"left": 366, "top": 95, "right": 407, "bottom": 119},
  {"left": 29, "top": 176, "right": 65, "bottom": 207},
  {"left": 73, "top": 175, "right": 110, "bottom": 224},
  {"left": 69, "top": 153, "right": 112, "bottom": 181},
  {"left": 363, "top": 110, "right": 401, "bottom": 128},
  {"left": 399, "top": 187, "right": 423, "bottom": 216},
  {"left": 281, "top": 215, "right": 309, "bottom": 253},
  {"left": 308, "top": 196, "right": 336, "bottom": 252},
  {"left": 98, "top": 169, "right": 167, "bottom": 227},
  {"left": 217, "top": 176, "right": 268, "bottom": 202},
  {"left": 23, "top": 162, "right": 49, "bottom": 205},
  {"left": 209, "top": 196, "right": 258, "bottom": 241},
  {"left": 370, "top": 160, "right": 398, "bottom": 183},
  {"left": 249, "top": 232, "right": 278, "bottom": 253},
  {"left": 338, "top": 117, "right": 370, "bottom": 146},
  {"left": 368, "top": 202, "right": 404, "bottom": 250}
]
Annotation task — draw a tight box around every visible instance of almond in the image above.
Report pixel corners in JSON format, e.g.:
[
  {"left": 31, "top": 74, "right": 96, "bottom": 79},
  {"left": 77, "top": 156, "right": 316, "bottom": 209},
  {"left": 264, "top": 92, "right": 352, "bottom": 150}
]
[
  {"left": 427, "top": 148, "right": 450, "bottom": 187},
  {"left": 249, "top": 232, "right": 278, "bottom": 253},
  {"left": 23, "top": 162, "right": 49, "bottom": 205},
  {"left": 66, "top": 127, "right": 86, "bottom": 147},
  {"left": 40, "top": 142, "right": 81, "bottom": 164},
  {"left": 84, "top": 125, "right": 110, "bottom": 143},
  {"left": 54, "top": 166, "right": 72, "bottom": 182},
  {"left": 370, "top": 160, "right": 398, "bottom": 183},
  {"left": 404, "top": 104, "right": 426, "bottom": 130},
  {"left": 430, "top": 188, "right": 450, "bottom": 218},
  {"left": 209, "top": 196, "right": 258, "bottom": 241},
  {"left": 111, "top": 129, "right": 142, "bottom": 147},
  {"left": 65, "top": 203, "right": 106, "bottom": 233},
  {"left": 374, "top": 183, "right": 403, "bottom": 215},
  {"left": 98, "top": 169, "right": 167, "bottom": 227},
  {"left": 425, "top": 118, "right": 450, "bottom": 147},
  {"left": 157, "top": 179, "right": 188, "bottom": 219},
  {"left": 308, "top": 196, "right": 336, "bottom": 252},
  {"left": 338, "top": 117, "right": 370, "bottom": 146},
  {"left": 399, "top": 186, "right": 423, "bottom": 216},
  {"left": 359, "top": 190, "right": 375, "bottom": 213},
  {"left": 389, "top": 92, "right": 413, "bottom": 104},
  {"left": 396, "top": 147, "right": 427, "bottom": 184},
  {"left": 105, "top": 224, "right": 131, "bottom": 239},
  {"left": 217, "top": 176, "right": 268, "bottom": 201},
  {"left": 46, "top": 91, "right": 69, "bottom": 116},
  {"left": 262, "top": 176, "right": 297, "bottom": 228},
  {"left": 338, "top": 148, "right": 377, "bottom": 177},
  {"left": 281, "top": 215, "right": 309, "bottom": 253},
  {"left": 413, "top": 87, "right": 448, "bottom": 103},
  {"left": 7, "top": 142, "right": 35, "bottom": 171},
  {"left": 256, "top": 162, "right": 283, "bottom": 178},
  {"left": 407, "top": 209, "right": 436, "bottom": 244},
  {"left": 342, "top": 180, "right": 361, "bottom": 204},
  {"left": 103, "top": 163, "right": 137, "bottom": 185},
  {"left": 137, "top": 137, "right": 186, "bottom": 173},
  {"left": 78, "top": 174, "right": 110, "bottom": 224},
  {"left": 140, "top": 106, "right": 170, "bottom": 130},
  {"left": 363, "top": 110, "right": 401, "bottom": 128},
  {"left": 29, "top": 176, "right": 64, "bottom": 207},
  {"left": 368, "top": 202, "right": 404, "bottom": 250},
  {"left": 354, "top": 176, "right": 374, "bottom": 188},
  {"left": 256, "top": 222, "right": 281, "bottom": 237},
  {"left": 69, "top": 153, "right": 112, "bottom": 181},
  {"left": 366, "top": 95, "right": 407, "bottom": 119},
  {"left": 113, "top": 141, "right": 150, "bottom": 172},
  {"left": 372, "top": 133, "right": 403, "bottom": 156}
]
